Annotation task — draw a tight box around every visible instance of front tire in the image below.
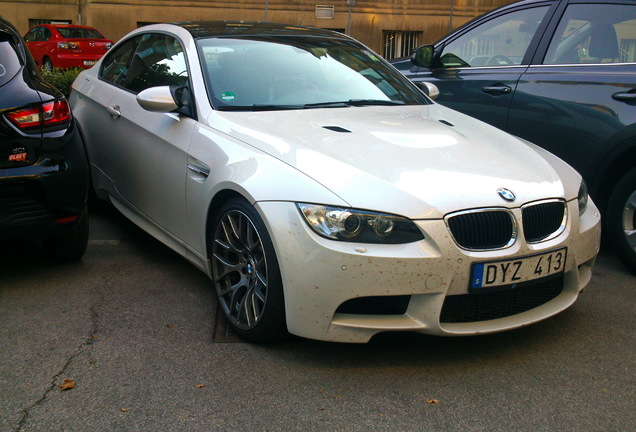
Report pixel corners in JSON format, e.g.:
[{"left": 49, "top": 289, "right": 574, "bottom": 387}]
[
  {"left": 210, "top": 198, "right": 287, "bottom": 342},
  {"left": 607, "top": 168, "right": 636, "bottom": 274},
  {"left": 42, "top": 57, "right": 53, "bottom": 71}
]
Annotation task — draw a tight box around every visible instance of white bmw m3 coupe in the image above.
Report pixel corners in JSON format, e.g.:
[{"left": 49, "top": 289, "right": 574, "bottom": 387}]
[{"left": 70, "top": 21, "right": 601, "bottom": 343}]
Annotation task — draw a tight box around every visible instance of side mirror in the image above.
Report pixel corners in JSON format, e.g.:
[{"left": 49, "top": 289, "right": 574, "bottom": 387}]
[
  {"left": 136, "top": 86, "right": 179, "bottom": 112},
  {"left": 413, "top": 45, "right": 435, "bottom": 68},
  {"left": 415, "top": 81, "right": 440, "bottom": 100}
]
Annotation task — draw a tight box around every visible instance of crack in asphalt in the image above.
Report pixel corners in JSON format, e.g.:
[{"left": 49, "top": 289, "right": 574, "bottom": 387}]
[{"left": 15, "top": 288, "right": 105, "bottom": 432}]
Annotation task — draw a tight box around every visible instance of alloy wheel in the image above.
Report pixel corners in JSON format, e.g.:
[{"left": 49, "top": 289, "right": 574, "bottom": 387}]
[{"left": 212, "top": 209, "right": 268, "bottom": 331}]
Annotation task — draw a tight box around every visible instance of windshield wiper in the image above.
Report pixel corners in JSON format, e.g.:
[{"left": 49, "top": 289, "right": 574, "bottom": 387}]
[
  {"left": 218, "top": 104, "right": 304, "bottom": 111},
  {"left": 218, "top": 99, "right": 406, "bottom": 112},
  {"left": 302, "top": 101, "right": 350, "bottom": 109},
  {"left": 305, "top": 99, "right": 405, "bottom": 108},
  {"left": 345, "top": 99, "right": 406, "bottom": 106}
]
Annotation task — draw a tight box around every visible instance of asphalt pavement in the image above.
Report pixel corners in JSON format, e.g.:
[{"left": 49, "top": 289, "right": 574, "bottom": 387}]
[{"left": 1, "top": 205, "right": 634, "bottom": 432}]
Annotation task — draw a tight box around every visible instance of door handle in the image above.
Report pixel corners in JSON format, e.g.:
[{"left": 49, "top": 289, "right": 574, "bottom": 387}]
[
  {"left": 481, "top": 86, "right": 512, "bottom": 95},
  {"left": 107, "top": 105, "right": 121, "bottom": 119},
  {"left": 612, "top": 91, "right": 636, "bottom": 102}
]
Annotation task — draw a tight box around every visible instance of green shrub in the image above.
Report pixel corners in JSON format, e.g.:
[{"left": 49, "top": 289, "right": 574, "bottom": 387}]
[{"left": 40, "top": 67, "right": 84, "bottom": 98}]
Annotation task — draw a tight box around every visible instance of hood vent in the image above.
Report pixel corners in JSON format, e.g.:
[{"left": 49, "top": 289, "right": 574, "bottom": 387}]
[{"left": 323, "top": 126, "right": 351, "bottom": 133}]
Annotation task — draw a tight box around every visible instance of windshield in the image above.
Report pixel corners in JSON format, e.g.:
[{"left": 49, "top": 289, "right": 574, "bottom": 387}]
[{"left": 196, "top": 37, "right": 429, "bottom": 110}]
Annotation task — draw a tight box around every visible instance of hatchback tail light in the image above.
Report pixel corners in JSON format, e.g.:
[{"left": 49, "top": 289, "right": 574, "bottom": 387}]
[
  {"left": 58, "top": 41, "right": 78, "bottom": 49},
  {"left": 6, "top": 99, "right": 72, "bottom": 132}
]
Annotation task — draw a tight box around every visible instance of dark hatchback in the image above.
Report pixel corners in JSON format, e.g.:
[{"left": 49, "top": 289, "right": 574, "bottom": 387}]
[
  {"left": 392, "top": 0, "right": 636, "bottom": 273},
  {"left": 0, "top": 17, "right": 89, "bottom": 261}
]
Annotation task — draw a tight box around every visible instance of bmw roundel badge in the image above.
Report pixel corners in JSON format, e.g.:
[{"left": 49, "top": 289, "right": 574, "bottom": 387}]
[{"left": 497, "top": 188, "right": 516, "bottom": 202}]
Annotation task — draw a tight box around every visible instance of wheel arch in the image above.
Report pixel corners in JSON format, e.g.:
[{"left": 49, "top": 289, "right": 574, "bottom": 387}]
[
  {"left": 591, "top": 135, "right": 636, "bottom": 215},
  {"left": 204, "top": 188, "right": 249, "bottom": 259},
  {"left": 204, "top": 188, "right": 289, "bottom": 341}
]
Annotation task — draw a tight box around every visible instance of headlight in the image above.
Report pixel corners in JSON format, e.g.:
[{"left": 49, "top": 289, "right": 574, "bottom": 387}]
[
  {"left": 297, "top": 203, "right": 424, "bottom": 244},
  {"left": 578, "top": 180, "right": 588, "bottom": 215}
]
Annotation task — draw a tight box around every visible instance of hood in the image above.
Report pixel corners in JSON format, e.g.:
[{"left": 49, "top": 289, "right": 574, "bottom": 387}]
[{"left": 207, "top": 104, "right": 577, "bottom": 219}]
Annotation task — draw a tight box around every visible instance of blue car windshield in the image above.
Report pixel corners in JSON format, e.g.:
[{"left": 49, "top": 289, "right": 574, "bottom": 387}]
[{"left": 196, "top": 37, "right": 429, "bottom": 110}]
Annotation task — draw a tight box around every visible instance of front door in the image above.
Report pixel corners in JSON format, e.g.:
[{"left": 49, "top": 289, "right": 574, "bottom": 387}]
[{"left": 410, "top": 5, "right": 554, "bottom": 130}]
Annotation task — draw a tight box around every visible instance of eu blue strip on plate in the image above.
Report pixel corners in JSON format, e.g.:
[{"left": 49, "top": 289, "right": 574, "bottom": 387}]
[{"left": 472, "top": 263, "right": 484, "bottom": 288}]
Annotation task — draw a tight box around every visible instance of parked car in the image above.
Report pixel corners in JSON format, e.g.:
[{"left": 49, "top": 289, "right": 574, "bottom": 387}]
[
  {"left": 24, "top": 24, "right": 113, "bottom": 70},
  {"left": 391, "top": 0, "right": 636, "bottom": 274},
  {"left": 0, "top": 17, "right": 89, "bottom": 261},
  {"left": 69, "top": 21, "right": 600, "bottom": 343}
]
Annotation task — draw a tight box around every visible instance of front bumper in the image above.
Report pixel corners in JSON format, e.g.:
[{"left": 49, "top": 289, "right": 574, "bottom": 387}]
[{"left": 258, "top": 199, "right": 601, "bottom": 343}]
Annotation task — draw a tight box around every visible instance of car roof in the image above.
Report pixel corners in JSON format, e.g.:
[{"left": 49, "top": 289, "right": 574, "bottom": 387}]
[{"left": 171, "top": 21, "right": 353, "bottom": 41}]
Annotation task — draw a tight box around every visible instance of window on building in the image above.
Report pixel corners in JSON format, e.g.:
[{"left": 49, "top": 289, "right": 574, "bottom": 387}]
[
  {"left": 316, "top": 5, "right": 335, "bottom": 20},
  {"left": 383, "top": 31, "right": 421, "bottom": 60}
]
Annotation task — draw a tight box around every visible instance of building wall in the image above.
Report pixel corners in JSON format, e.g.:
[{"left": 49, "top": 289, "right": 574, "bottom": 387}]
[{"left": 0, "top": 0, "right": 516, "bottom": 56}]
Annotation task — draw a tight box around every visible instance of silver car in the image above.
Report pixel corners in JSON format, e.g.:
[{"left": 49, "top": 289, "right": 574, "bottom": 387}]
[{"left": 70, "top": 22, "right": 601, "bottom": 343}]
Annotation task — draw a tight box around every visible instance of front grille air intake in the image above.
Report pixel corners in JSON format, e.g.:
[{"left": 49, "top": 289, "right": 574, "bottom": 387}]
[
  {"left": 440, "top": 275, "right": 564, "bottom": 323},
  {"left": 446, "top": 209, "right": 515, "bottom": 250},
  {"left": 522, "top": 200, "right": 566, "bottom": 243}
]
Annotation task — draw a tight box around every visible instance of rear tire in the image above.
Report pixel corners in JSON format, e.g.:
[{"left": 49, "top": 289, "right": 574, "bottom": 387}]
[
  {"left": 42, "top": 57, "right": 53, "bottom": 71},
  {"left": 43, "top": 207, "right": 89, "bottom": 263},
  {"left": 607, "top": 168, "right": 636, "bottom": 274},
  {"left": 209, "top": 198, "right": 287, "bottom": 342}
]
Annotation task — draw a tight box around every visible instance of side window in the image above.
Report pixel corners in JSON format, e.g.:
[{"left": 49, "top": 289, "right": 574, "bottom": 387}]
[
  {"left": 123, "top": 34, "right": 188, "bottom": 94},
  {"left": 100, "top": 36, "right": 141, "bottom": 87},
  {"left": 41, "top": 28, "right": 51, "bottom": 41},
  {"left": 544, "top": 4, "right": 636, "bottom": 65},
  {"left": 439, "top": 6, "right": 550, "bottom": 68},
  {"left": 24, "top": 28, "right": 37, "bottom": 42}
]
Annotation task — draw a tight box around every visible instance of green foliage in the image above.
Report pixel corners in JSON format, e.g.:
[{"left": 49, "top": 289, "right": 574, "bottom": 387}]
[{"left": 40, "top": 67, "right": 84, "bottom": 97}]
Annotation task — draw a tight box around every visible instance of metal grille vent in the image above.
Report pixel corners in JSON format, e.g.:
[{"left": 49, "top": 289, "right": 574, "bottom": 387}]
[
  {"left": 522, "top": 200, "right": 566, "bottom": 243},
  {"left": 440, "top": 275, "right": 564, "bottom": 323},
  {"left": 446, "top": 209, "right": 515, "bottom": 250}
]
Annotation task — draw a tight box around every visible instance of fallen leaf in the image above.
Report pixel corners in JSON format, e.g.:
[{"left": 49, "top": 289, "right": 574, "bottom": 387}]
[
  {"left": 167, "top": 324, "right": 173, "bottom": 329},
  {"left": 426, "top": 399, "right": 440, "bottom": 405},
  {"left": 60, "top": 379, "right": 75, "bottom": 391},
  {"left": 121, "top": 408, "right": 128, "bottom": 412},
  {"left": 194, "top": 384, "right": 205, "bottom": 388}
]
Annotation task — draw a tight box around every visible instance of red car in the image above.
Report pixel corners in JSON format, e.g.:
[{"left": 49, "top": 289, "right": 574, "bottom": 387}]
[{"left": 24, "top": 24, "right": 113, "bottom": 70}]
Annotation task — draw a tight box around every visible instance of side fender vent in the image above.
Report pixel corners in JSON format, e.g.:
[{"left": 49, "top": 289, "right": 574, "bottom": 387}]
[{"left": 323, "top": 126, "right": 351, "bottom": 133}]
